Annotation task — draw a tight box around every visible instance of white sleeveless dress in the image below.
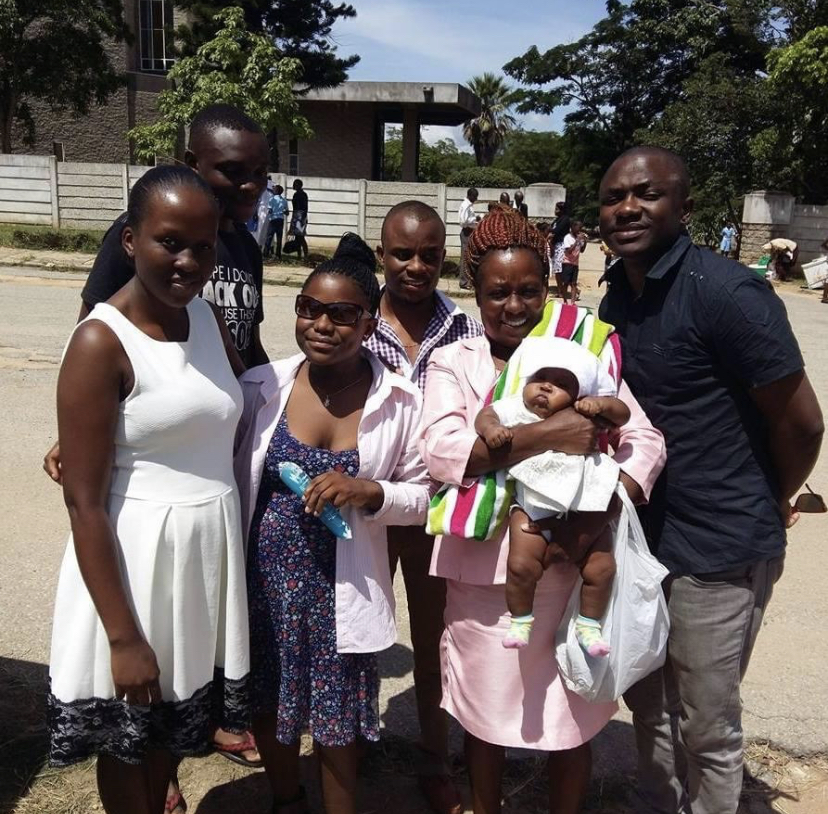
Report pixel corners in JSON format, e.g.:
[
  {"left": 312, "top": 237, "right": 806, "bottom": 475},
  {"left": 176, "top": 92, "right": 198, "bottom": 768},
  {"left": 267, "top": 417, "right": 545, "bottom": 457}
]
[{"left": 48, "top": 299, "right": 250, "bottom": 766}]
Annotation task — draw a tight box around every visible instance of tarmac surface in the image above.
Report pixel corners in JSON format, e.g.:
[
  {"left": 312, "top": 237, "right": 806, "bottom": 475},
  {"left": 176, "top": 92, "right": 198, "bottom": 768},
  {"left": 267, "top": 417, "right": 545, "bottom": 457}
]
[{"left": 0, "top": 249, "right": 826, "bottom": 812}]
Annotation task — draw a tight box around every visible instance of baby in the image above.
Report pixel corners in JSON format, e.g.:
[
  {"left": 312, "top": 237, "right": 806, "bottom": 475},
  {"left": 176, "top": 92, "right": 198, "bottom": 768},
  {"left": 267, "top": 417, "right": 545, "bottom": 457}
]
[{"left": 474, "top": 337, "right": 630, "bottom": 655}]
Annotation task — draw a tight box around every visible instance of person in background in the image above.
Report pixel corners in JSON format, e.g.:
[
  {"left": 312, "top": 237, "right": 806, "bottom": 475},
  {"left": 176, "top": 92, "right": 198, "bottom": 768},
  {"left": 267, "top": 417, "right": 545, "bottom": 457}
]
[
  {"left": 371, "top": 200, "right": 483, "bottom": 814},
  {"left": 458, "top": 187, "right": 480, "bottom": 290},
  {"left": 235, "top": 234, "right": 431, "bottom": 814},
  {"left": 513, "top": 190, "right": 528, "bottom": 218},
  {"left": 599, "top": 145, "right": 823, "bottom": 814},
  {"left": 499, "top": 192, "right": 511, "bottom": 206},
  {"left": 290, "top": 178, "right": 309, "bottom": 260},
  {"left": 250, "top": 179, "right": 275, "bottom": 251},
  {"left": 264, "top": 185, "right": 289, "bottom": 260},
  {"left": 550, "top": 201, "right": 572, "bottom": 296},
  {"left": 536, "top": 222, "right": 552, "bottom": 271},
  {"left": 764, "top": 238, "right": 799, "bottom": 282},
  {"left": 719, "top": 222, "right": 737, "bottom": 257},
  {"left": 560, "top": 220, "right": 586, "bottom": 304}
]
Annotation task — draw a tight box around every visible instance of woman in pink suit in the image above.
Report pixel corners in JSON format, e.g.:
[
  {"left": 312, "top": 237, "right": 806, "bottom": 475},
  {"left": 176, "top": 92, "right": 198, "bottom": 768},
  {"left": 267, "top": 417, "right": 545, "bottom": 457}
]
[{"left": 420, "top": 208, "right": 666, "bottom": 814}]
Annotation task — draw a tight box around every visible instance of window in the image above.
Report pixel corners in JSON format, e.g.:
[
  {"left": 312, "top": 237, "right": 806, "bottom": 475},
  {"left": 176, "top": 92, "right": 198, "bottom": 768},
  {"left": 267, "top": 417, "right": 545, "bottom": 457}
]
[
  {"left": 139, "top": 0, "right": 175, "bottom": 73},
  {"left": 289, "top": 138, "right": 299, "bottom": 176}
]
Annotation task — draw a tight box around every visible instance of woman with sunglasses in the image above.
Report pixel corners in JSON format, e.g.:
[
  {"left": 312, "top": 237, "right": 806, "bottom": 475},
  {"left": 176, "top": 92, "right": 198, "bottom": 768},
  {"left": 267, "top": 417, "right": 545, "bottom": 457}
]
[{"left": 234, "top": 233, "right": 431, "bottom": 814}]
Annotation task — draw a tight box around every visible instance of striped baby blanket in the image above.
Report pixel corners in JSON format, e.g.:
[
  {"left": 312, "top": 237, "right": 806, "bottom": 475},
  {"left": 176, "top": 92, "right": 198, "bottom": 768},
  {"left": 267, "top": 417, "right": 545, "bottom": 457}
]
[{"left": 425, "top": 301, "right": 622, "bottom": 541}]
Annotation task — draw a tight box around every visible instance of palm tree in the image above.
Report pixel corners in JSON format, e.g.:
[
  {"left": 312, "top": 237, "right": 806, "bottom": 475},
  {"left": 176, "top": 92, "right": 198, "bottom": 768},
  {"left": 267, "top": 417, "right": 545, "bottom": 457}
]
[{"left": 463, "top": 73, "right": 518, "bottom": 166}]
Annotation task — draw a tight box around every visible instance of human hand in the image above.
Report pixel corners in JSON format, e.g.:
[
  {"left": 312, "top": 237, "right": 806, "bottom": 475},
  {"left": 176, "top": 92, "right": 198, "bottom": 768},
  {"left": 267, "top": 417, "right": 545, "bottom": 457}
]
[
  {"left": 574, "top": 398, "right": 603, "bottom": 418},
  {"left": 111, "top": 638, "right": 162, "bottom": 705},
  {"left": 780, "top": 499, "right": 800, "bottom": 529},
  {"left": 303, "top": 471, "right": 384, "bottom": 516},
  {"left": 537, "top": 408, "right": 599, "bottom": 455},
  {"left": 483, "top": 426, "right": 513, "bottom": 449},
  {"left": 43, "top": 441, "right": 62, "bottom": 484}
]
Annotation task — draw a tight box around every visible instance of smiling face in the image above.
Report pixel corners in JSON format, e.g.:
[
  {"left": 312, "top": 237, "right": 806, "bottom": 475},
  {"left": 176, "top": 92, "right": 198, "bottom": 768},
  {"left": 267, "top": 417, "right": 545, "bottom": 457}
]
[
  {"left": 295, "top": 273, "right": 377, "bottom": 367},
  {"left": 599, "top": 150, "right": 693, "bottom": 265},
  {"left": 475, "top": 248, "right": 548, "bottom": 354},
  {"left": 122, "top": 186, "right": 218, "bottom": 309},
  {"left": 378, "top": 212, "right": 446, "bottom": 304},
  {"left": 523, "top": 367, "right": 579, "bottom": 419},
  {"left": 186, "top": 126, "right": 269, "bottom": 225}
]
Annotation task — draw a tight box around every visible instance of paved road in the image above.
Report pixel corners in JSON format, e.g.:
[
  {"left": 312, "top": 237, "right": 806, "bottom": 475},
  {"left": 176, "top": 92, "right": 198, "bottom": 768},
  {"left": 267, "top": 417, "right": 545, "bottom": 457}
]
[{"left": 0, "top": 264, "right": 826, "bottom": 769}]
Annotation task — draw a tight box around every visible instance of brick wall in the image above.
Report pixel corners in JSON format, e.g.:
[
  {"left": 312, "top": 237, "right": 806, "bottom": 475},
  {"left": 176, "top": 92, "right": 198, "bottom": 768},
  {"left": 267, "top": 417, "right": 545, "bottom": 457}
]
[{"left": 287, "top": 102, "right": 375, "bottom": 179}]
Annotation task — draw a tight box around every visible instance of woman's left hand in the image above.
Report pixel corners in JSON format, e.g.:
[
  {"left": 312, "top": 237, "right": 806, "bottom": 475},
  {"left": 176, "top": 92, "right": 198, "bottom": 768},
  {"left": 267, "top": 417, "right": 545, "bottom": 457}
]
[{"left": 303, "top": 471, "right": 385, "bottom": 516}]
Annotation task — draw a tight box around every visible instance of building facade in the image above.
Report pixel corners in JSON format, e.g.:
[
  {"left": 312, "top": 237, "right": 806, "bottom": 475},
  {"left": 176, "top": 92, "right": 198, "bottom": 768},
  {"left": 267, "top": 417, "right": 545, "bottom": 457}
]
[{"left": 12, "top": 4, "right": 480, "bottom": 180}]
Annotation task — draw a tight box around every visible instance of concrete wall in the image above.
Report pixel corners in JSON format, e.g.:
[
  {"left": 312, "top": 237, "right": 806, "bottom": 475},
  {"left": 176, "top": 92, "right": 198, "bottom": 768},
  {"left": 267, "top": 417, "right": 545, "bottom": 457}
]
[
  {"left": 0, "top": 155, "right": 57, "bottom": 226},
  {"left": 0, "top": 155, "right": 151, "bottom": 229},
  {"left": 0, "top": 156, "right": 568, "bottom": 257},
  {"left": 741, "top": 191, "right": 828, "bottom": 264}
]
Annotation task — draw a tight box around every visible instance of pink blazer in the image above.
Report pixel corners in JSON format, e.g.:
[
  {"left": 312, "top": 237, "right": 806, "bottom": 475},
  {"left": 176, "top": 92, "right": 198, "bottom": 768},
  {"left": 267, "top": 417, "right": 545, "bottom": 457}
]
[{"left": 419, "top": 335, "right": 666, "bottom": 585}]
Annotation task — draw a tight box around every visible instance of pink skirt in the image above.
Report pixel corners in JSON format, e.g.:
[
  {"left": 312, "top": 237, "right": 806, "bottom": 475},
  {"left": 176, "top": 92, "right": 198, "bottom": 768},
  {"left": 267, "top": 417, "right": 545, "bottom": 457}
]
[{"left": 441, "top": 565, "right": 617, "bottom": 750}]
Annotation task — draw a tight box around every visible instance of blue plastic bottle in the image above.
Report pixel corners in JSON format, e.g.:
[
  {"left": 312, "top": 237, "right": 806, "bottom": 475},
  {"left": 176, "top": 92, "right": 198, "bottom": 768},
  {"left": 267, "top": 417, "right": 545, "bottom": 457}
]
[{"left": 278, "top": 461, "right": 353, "bottom": 540}]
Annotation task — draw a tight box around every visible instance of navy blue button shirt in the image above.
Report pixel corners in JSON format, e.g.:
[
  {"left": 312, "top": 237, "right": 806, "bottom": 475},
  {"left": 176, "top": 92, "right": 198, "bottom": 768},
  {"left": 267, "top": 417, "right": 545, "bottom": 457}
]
[{"left": 599, "top": 234, "right": 804, "bottom": 575}]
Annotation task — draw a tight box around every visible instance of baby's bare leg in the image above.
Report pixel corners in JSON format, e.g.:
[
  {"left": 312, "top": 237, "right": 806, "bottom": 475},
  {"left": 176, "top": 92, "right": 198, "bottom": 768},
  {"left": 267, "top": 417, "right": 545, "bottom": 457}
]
[
  {"left": 579, "top": 525, "right": 616, "bottom": 620},
  {"left": 506, "top": 508, "right": 549, "bottom": 618},
  {"left": 502, "top": 508, "right": 549, "bottom": 649}
]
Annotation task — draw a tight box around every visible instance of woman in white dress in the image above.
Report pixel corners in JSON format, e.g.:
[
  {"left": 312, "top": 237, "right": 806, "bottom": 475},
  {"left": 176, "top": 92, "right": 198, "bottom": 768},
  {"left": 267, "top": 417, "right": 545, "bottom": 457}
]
[{"left": 48, "top": 165, "right": 250, "bottom": 814}]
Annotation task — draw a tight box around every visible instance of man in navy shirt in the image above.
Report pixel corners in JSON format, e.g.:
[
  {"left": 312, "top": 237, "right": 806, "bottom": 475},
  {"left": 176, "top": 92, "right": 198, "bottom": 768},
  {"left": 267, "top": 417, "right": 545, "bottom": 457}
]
[{"left": 598, "top": 147, "right": 823, "bottom": 814}]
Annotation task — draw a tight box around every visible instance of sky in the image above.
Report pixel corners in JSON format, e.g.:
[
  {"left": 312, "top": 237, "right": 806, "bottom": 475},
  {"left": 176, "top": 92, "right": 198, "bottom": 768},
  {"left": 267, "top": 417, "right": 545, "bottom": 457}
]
[{"left": 329, "top": 0, "right": 609, "bottom": 149}]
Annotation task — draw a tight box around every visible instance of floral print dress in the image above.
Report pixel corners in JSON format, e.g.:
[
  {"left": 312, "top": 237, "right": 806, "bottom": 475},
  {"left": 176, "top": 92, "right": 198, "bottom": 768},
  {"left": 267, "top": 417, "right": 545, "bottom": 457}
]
[{"left": 247, "top": 412, "right": 380, "bottom": 747}]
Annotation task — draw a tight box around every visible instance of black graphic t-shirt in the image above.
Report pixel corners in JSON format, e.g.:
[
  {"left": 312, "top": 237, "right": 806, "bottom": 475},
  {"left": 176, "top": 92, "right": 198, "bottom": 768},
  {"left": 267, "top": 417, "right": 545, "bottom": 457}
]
[{"left": 81, "top": 215, "right": 264, "bottom": 367}]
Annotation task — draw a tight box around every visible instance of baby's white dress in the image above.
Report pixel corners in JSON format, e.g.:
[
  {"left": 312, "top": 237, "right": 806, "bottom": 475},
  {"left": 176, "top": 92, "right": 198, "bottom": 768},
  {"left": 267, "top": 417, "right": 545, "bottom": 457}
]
[{"left": 492, "top": 394, "right": 619, "bottom": 524}]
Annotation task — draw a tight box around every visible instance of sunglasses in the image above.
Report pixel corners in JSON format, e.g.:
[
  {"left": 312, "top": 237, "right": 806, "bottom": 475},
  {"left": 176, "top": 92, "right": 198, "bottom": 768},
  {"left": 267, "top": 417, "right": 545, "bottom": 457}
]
[
  {"left": 295, "top": 294, "right": 370, "bottom": 326},
  {"left": 794, "top": 483, "right": 827, "bottom": 514}
]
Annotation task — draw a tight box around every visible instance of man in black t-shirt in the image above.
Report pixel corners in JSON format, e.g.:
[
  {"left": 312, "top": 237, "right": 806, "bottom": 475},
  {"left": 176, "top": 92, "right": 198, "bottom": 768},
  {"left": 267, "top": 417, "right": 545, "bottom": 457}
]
[
  {"left": 289, "top": 178, "right": 309, "bottom": 259},
  {"left": 598, "top": 147, "right": 824, "bottom": 814},
  {"left": 79, "top": 104, "right": 270, "bottom": 368}
]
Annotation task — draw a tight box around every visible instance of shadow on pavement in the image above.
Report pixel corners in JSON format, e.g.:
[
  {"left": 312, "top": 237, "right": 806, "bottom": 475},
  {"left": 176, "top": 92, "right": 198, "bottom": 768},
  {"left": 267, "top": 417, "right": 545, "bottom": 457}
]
[{"left": 0, "top": 656, "right": 50, "bottom": 812}]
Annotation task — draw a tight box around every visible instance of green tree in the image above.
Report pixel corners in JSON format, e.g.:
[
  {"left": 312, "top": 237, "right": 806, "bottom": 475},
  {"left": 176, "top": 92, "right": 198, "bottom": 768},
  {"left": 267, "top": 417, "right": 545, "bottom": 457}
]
[
  {"left": 750, "top": 25, "right": 828, "bottom": 203},
  {"left": 174, "top": 0, "right": 359, "bottom": 88},
  {"left": 640, "top": 53, "right": 766, "bottom": 244},
  {"left": 382, "top": 127, "right": 474, "bottom": 183},
  {"left": 504, "top": 0, "right": 774, "bottom": 221},
  {"left": 494, "top": 129, "right": 564, "bottom": 186},
  {"left": 0, "top": 0, "right": 129, "bottom": 153},
  {"left": 129, "top": 7, "right": 310, "bottom": 163},
  {"left": 462, "top": 73, "right": 518, "bottom": 167}
]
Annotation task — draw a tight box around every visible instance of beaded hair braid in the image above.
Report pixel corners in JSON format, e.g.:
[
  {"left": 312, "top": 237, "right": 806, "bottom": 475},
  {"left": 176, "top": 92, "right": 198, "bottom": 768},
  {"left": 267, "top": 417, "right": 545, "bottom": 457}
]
[{"left": 463, "top": 207, "right": 550, "bottom": 287}]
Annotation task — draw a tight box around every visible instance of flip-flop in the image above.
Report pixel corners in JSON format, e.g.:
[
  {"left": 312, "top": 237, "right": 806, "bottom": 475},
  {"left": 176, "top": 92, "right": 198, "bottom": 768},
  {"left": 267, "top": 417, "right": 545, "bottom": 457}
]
[{"left": 213, "top": 731, "right": 263, "bottom": 768}]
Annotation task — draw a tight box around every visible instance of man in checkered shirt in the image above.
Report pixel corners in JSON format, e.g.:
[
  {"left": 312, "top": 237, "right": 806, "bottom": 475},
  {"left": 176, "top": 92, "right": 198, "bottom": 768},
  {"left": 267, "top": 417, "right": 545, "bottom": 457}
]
[{"left": 365, "top": 201, "right": 481, "bottom": 814}]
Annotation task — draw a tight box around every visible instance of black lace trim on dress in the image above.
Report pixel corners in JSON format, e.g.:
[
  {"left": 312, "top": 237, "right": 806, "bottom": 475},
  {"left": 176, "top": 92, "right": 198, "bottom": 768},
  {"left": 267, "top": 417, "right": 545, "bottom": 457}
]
[{"left": 48, "top": 669, "right": 249, "bottom": 767}]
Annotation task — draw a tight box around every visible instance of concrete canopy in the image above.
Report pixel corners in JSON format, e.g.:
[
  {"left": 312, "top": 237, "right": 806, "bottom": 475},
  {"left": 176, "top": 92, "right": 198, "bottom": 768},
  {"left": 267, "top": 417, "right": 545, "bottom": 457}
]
[{"left": 299, "top": 81, "right": 481, "bottom": 181}]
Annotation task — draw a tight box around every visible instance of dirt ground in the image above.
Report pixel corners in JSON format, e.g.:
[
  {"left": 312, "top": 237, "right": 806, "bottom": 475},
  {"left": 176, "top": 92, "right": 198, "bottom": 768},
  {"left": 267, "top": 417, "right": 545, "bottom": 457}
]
[{"left": 1, "top": 252, "right": 827, "bottom": 813}]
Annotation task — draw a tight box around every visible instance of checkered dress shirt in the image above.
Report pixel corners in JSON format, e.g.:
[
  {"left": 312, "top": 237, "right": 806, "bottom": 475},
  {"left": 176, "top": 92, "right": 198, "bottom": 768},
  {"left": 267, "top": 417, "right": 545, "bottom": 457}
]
[{"left": 364, "top": 290, "right": 483, "bottom": 392}]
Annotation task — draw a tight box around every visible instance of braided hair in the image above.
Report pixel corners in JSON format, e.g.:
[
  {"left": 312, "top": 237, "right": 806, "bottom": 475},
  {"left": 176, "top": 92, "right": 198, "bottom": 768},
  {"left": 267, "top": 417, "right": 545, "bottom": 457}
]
[
  {"left": 463, "top": 206, "right": 549, "bottom": 288},
  {"left": 303, "top": 232, "right": 382, "bottom": 314}
]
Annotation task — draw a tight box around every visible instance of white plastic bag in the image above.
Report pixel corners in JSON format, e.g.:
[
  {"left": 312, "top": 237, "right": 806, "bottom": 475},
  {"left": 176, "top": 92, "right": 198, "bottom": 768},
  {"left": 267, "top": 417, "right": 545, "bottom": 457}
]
[{"left": 555, "top": 486, "right": 670, "bottom": 702}]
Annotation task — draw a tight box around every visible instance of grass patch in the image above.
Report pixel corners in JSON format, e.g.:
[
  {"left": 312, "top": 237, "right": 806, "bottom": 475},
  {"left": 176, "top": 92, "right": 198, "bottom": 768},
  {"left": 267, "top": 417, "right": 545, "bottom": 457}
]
[{"left": 0, "top": 224, "right": 105, "bottom": 254}]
